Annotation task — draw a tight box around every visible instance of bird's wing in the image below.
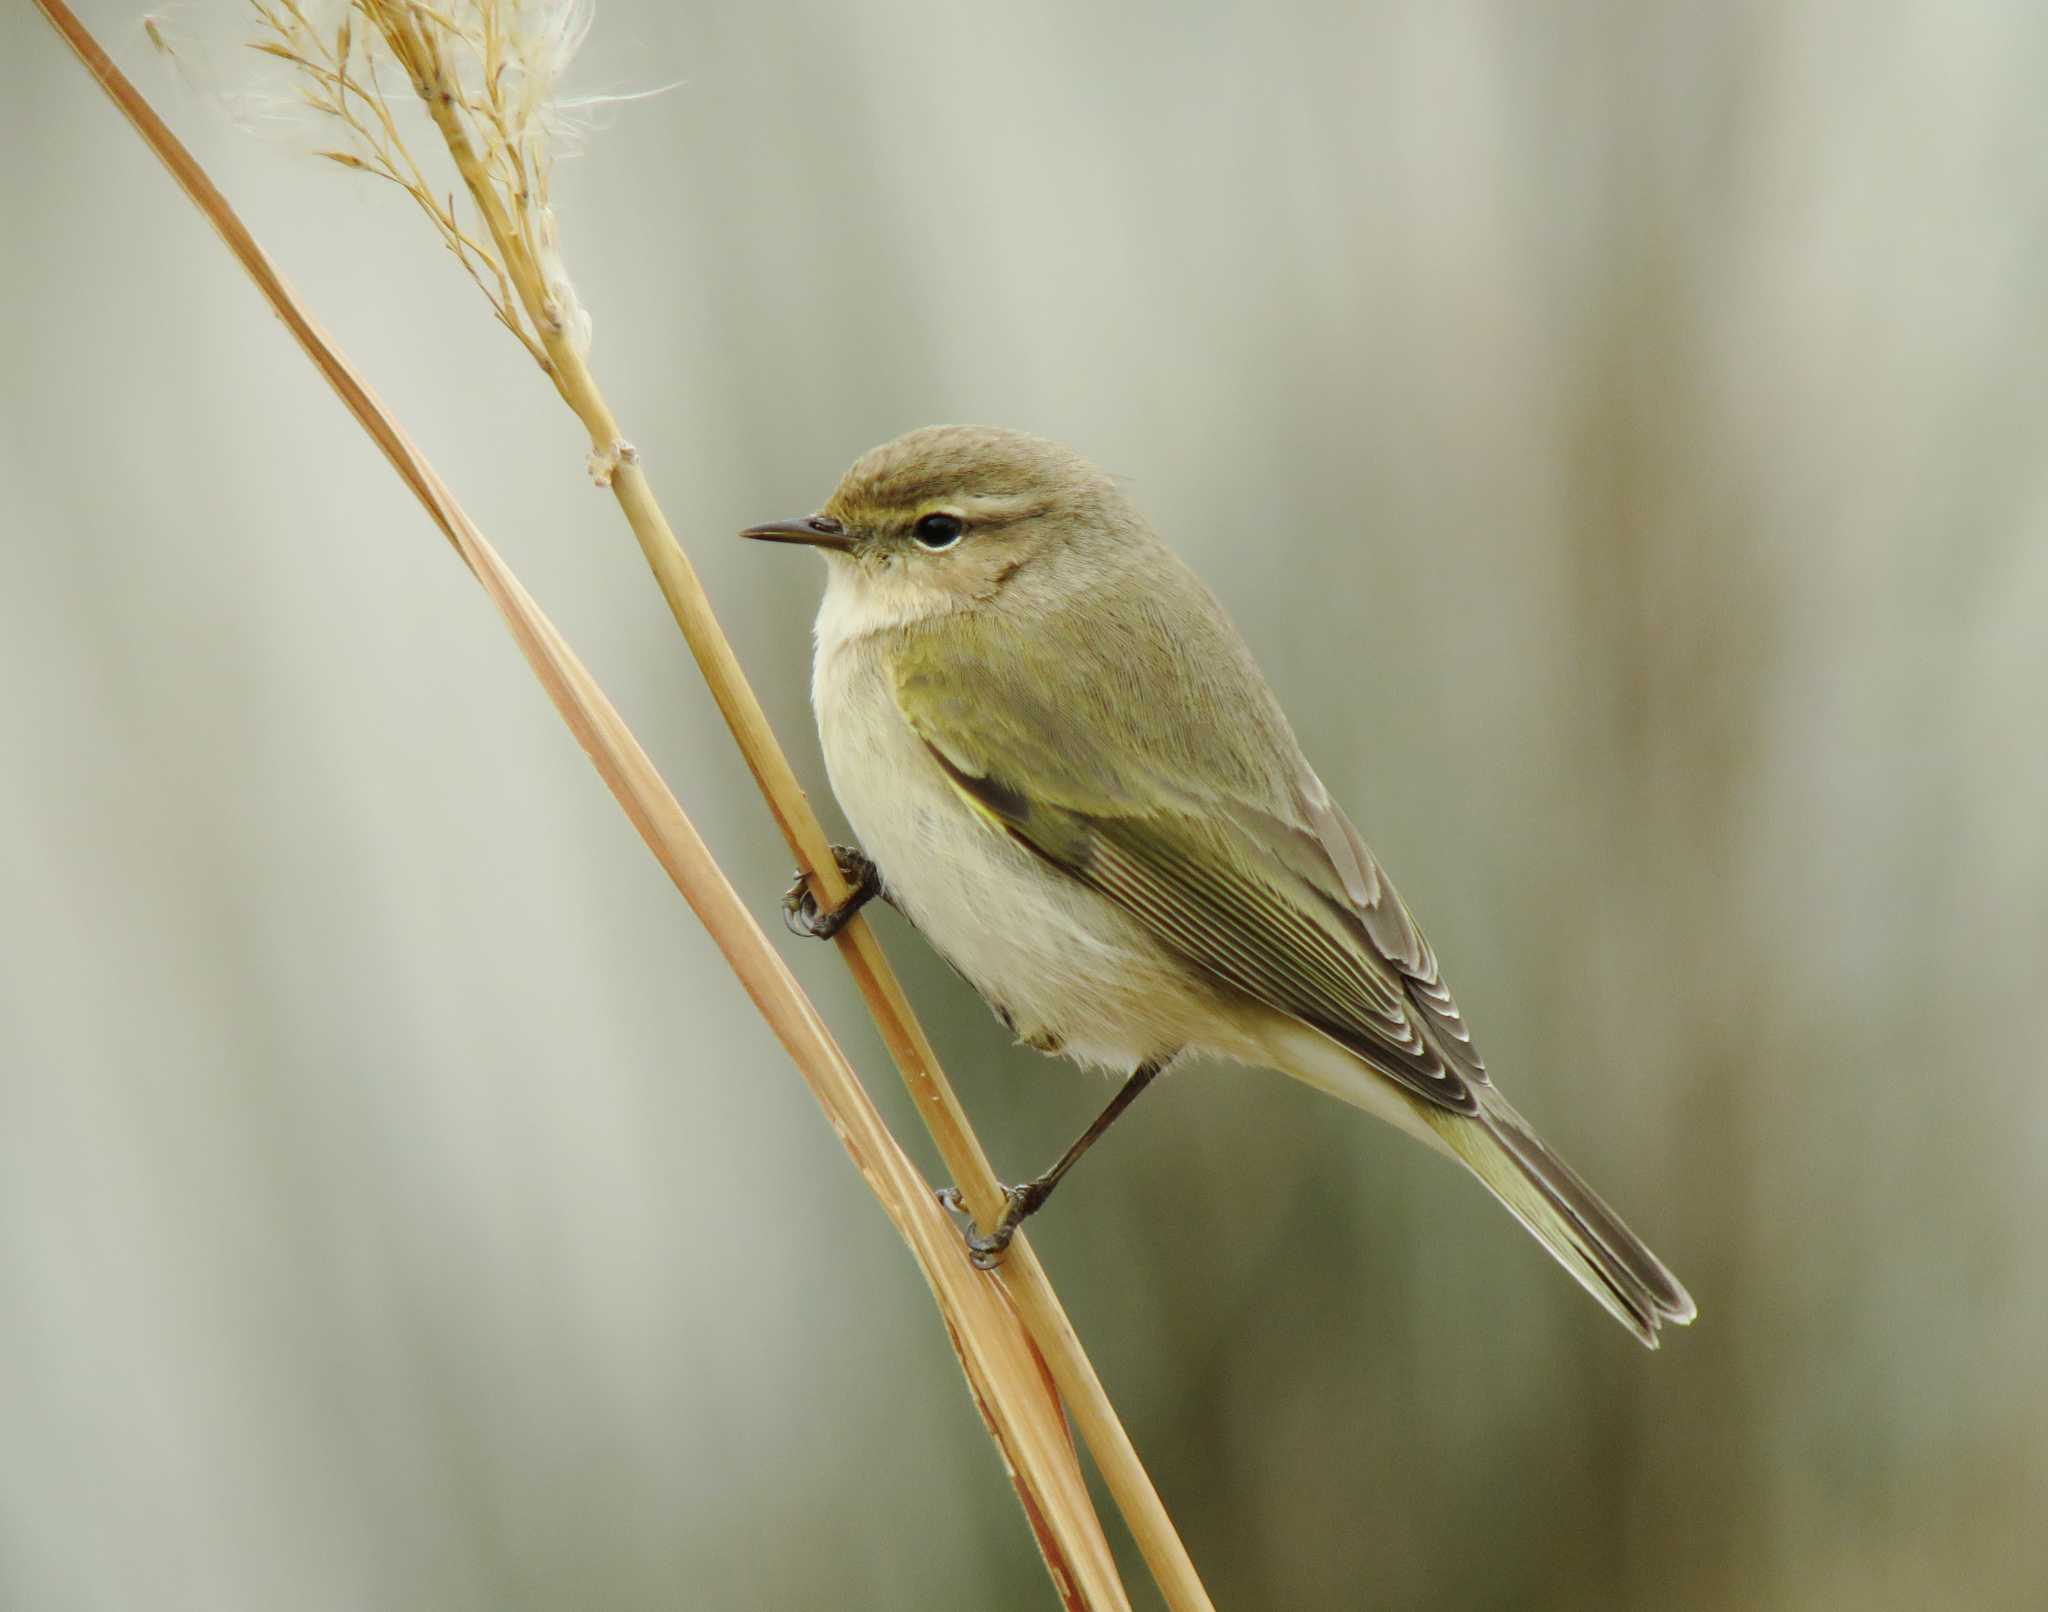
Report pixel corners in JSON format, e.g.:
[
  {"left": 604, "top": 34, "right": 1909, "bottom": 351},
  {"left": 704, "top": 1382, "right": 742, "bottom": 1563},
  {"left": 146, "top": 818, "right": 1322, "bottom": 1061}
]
[{"left": 889, "top": 619, "right": 1487, "bottom": 1113}]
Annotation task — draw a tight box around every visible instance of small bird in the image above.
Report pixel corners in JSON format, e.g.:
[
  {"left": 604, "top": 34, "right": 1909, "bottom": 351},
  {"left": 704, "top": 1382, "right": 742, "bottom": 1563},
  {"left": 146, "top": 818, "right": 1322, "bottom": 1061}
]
[{"left": 744, "top": 426, "right": 1694, "bottom": 1346}]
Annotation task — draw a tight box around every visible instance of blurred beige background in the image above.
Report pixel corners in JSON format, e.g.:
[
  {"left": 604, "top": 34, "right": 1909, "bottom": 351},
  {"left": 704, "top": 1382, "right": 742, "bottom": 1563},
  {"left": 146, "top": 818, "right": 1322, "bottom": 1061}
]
[{"left": 4, "top": 3, "right": 2046, "bottom": 1608}]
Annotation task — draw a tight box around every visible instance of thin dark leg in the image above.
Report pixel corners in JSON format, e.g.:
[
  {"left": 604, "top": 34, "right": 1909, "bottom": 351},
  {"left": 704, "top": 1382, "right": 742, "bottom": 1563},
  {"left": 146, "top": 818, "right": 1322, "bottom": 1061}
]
[{"left": 940, "top": 1055, "right": 1171, "bottom": 1268}]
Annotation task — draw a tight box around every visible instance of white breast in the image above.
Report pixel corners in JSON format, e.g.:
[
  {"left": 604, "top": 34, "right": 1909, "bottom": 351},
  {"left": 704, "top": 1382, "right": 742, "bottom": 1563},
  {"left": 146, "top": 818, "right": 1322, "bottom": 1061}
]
[{"left": 809, "top": 570, "right": 1219, "bottom": 1074}]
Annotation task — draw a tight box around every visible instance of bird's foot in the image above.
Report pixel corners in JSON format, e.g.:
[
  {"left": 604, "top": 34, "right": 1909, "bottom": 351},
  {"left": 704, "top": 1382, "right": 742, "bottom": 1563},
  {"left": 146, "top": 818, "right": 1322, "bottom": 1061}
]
[
  {"left": 935, "top": 1179, "right": 1051, "bottom": 1269},
  {"left": 782, "top": 845, "right": 882, "bottom": 940}
]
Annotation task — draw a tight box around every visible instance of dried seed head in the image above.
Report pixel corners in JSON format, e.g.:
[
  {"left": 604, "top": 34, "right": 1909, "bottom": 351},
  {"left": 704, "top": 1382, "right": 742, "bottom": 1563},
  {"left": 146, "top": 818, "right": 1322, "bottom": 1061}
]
[{"left": 236, "top": 2, "right": 613, "bottom": 366}]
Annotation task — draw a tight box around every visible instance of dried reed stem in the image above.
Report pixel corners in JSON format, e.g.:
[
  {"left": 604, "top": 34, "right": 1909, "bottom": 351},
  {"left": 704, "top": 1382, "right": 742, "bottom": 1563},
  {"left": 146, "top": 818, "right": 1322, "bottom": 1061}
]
[
  {"left": 32, "top": 4, "right": 1123, "bottom": 1606},
  {"left": 281, "top": 9, "right": 1213, "bottom": 1605}
]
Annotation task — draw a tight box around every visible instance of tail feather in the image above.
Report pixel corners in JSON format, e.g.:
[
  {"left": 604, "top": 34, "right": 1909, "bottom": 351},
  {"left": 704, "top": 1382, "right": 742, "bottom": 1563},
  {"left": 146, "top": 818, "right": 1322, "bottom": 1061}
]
[
  {"left": 1423, "top": 1093, "right": 1696, "bottom": 1348},
  {"left": 1258, "top": 1020, "right": 1694, "bottom": 1345}
]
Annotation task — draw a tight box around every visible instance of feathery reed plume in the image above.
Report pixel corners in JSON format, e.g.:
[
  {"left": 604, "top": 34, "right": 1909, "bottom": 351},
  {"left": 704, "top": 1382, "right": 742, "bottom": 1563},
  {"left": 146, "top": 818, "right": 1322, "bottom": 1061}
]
[
  {"left": 53, "top": 4, "right": 1217, "bottom": 1607},
  {"left": 242, "top": 0, "right": 588, "bottom": 368}
]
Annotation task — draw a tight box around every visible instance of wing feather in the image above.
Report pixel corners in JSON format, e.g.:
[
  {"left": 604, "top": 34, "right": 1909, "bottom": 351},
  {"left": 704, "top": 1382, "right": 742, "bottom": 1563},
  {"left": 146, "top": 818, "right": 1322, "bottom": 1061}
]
[{"left": 901, "top": 630, "right": 1484, "bottom": 1114}]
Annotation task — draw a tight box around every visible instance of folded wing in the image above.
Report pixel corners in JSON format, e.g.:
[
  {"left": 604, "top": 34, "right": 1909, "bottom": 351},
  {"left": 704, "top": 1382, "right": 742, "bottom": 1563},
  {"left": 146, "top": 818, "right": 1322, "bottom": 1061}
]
[{"left": 893, "top": 620, "right": 1487, "bottom": 1114}]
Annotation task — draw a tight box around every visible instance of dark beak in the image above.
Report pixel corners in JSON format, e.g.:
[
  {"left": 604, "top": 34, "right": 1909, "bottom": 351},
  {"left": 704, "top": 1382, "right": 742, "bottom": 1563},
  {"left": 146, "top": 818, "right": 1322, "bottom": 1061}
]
[{"left": 739, "top": 514, "right": 854, "bottom": 552}]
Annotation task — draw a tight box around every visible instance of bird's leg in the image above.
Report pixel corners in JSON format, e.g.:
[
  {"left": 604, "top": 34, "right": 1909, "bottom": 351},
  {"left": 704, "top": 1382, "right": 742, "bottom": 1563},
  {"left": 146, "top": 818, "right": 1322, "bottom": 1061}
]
[
  {"left": 782, "top": 845, "right": 884, "bottom": 940},
  {"left": 938, "top": 1056, "right": 1170, "bottom": 1268}
]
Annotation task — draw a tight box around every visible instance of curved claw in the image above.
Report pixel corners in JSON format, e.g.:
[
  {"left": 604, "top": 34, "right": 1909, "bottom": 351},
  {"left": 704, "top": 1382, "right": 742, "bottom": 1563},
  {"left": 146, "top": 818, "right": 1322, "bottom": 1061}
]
[
  {"left": 781, "top": 845, "right": 882, "bottom": 940},
  {"left": 935, "top": 1180, "right": 1050, "bottom": 1269},
  {"left": 780, "top": 873, "right": 831, "bottom": 938}
]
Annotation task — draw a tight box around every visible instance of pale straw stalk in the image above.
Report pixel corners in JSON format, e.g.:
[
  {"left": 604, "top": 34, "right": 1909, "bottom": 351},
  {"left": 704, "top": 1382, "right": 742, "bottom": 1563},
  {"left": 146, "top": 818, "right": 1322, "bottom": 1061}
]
[{"left": 37, "top": 3, "right": 1215, "bottom": 1607}]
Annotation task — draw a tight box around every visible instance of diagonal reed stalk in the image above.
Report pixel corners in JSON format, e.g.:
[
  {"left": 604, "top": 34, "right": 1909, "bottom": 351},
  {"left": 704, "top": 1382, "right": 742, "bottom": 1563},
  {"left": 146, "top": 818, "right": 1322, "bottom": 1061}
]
[
  {"left": 36, "top": 4, "right": 1214, "bottom": 1608},
  {"left": 33, "top": 6, "right": 1120, "bottom": 1607},
  {"left": 235, "top": 6, "right": 1212, "bottom": 1609}
]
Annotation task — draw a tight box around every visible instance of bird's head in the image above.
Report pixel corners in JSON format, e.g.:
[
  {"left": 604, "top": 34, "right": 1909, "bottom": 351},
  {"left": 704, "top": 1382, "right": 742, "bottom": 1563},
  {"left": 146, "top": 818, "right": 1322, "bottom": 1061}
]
[{"left": 742, "top": 425, "right": 1143, "bottom": 625}]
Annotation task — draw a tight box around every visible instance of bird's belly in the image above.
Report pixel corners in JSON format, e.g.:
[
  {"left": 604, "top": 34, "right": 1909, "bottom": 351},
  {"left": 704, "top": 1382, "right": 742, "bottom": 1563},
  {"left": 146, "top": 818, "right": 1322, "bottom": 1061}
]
[{"left": 815, "top": 657, "right": 1207, "bottom": 1072}]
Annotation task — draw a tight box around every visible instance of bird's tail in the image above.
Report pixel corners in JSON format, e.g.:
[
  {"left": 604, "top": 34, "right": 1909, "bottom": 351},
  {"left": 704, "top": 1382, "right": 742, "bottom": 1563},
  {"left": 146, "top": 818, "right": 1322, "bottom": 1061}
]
[{"left": 1420, "top": 1091, "right": 1696, "bottom": 1348}]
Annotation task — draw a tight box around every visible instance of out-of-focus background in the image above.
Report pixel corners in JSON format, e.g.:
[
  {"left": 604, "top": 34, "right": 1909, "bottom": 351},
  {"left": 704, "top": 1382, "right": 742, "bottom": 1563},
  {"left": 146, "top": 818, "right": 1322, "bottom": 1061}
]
[{"left": 4, "top": 3, "right": 2045, "bottom": 1608}]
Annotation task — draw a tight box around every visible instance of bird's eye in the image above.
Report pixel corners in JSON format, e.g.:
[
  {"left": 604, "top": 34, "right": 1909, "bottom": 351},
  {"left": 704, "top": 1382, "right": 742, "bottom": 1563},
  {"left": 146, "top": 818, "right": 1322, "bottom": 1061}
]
[{"left": 912, "top": 512, "right": 965, "bottom": 551}]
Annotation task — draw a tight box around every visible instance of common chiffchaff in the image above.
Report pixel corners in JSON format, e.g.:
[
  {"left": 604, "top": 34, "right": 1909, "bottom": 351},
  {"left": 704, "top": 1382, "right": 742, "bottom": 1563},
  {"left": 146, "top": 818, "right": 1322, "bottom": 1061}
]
[{"left": 745, "top": 426, "right": 1693, "bottom": 1346}]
